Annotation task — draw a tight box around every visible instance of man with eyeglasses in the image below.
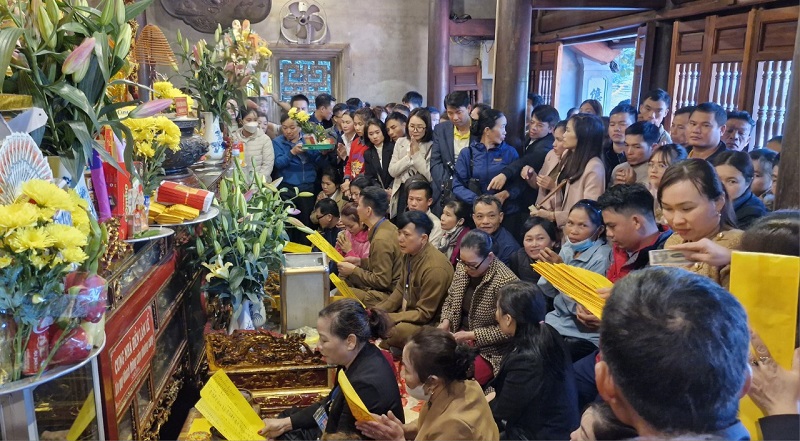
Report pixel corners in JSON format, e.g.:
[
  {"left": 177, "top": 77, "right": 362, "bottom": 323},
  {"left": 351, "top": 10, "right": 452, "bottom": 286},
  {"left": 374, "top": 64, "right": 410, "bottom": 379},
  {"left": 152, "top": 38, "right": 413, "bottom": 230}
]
[
  {"left": 374, "top": 211, "right": 453, "bottom": 351},
  {"left": 472, "top": 195, "right": 520, "bottom": 266}
]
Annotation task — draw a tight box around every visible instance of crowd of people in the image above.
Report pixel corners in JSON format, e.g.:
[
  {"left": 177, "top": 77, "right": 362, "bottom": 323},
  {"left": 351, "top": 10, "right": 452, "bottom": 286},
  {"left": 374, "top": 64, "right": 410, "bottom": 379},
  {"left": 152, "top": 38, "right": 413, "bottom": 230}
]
[{"left": 242, "top": 88, "right": 798, "bottom": 440}]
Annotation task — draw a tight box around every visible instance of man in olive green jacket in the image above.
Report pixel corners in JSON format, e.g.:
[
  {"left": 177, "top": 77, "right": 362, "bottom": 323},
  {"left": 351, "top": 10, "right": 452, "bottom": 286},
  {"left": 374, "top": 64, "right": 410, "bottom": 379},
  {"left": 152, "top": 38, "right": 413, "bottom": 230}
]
[
  {"left": 337, "top": 187, "right": 402, "bottom": 307},
  {"left": 375, "top": 211, "right": 454, "bottom": 350}
]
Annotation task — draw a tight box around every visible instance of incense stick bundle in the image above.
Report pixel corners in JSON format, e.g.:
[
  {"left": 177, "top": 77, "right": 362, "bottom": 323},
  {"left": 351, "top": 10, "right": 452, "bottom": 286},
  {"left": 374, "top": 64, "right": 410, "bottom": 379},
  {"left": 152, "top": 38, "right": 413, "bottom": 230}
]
[
  {"left": 156, "top": 181, "right": 214, "bottom": 212},
  {"left": 532, "top": 261, "right": 611, "bottom": 318}
]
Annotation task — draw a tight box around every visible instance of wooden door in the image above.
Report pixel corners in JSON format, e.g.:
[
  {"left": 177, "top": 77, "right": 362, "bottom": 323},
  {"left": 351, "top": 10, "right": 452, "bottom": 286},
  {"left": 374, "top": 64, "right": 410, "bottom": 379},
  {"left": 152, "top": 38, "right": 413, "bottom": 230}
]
[{"left": 529, "top": 42, "right": 562, "bottom": 107}]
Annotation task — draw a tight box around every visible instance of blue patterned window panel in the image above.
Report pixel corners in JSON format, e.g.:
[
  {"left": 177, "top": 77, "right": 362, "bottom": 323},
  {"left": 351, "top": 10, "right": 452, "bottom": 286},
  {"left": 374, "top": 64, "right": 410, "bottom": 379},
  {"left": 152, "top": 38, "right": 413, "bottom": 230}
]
[{"left": 278, "top": 59, "right": 334, "bottom": 110}]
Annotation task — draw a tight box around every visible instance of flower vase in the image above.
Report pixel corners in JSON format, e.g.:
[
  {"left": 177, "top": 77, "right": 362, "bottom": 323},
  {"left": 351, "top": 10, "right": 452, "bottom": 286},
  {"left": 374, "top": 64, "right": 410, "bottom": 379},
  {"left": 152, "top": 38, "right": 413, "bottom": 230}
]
[
  {"left": 227, "top": 300, "right": 255, "bottom": 334},
  {"left": 201, "top": 111, "right": 225, "bottom": 161},
  {"left": 0, "top": 311, "right": 15, "bottom": 385}
]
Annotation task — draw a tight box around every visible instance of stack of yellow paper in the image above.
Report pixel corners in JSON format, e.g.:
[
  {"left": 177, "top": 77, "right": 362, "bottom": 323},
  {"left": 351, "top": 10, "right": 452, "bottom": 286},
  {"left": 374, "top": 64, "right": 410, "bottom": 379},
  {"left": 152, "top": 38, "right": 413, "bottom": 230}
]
[
  {"left": 330, "top": 274, "right": 365, "bottom": 307},
  {"left": 283, "top": 242, "right": 313, "bottom": 253},
  {"left": 307, "top": 231, "right": 345, "bottom": 263},
  {"left": 337, "top": 370, "right": 376, "bottom": 422},
  {"left": 532, "top": 261, "right": 612, "bottom": 318},
  {"left": 195, "top": 370, "right": 266, "bottom": 440}
]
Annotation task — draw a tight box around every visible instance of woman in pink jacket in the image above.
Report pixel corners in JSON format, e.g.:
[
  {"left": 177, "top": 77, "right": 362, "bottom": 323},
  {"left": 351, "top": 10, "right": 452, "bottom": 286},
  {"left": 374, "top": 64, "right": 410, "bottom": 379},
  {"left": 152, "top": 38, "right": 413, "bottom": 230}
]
[
  {"left": 530, "top": 114, "right": 606, "bottom": 230},
  {"left": 336, "top": 202, "right": 370, "bottom": 261}
]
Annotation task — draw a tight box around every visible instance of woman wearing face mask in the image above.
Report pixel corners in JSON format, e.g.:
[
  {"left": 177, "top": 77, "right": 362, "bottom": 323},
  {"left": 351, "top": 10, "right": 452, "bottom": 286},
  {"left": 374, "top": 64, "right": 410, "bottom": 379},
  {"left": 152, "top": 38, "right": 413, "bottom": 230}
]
[
  {"left": 363, "top": 118, "right": 395, "bottom": 192},
  {"left": 510, "top": 217, "right": 559, "bottom": 286},
  {"left": 530, "top": 115, "right": 606, "bottom": 231},
  {"left": 647, "top": 143, "right": 687, "bottom": 225},
  {"left": 230, "top": 108, "right": 275, "bottom": 182},
  {"left": 260, "top": 300, "right": 404, "bottom": 440},
  {"left": 437, "top": 199, "right": 472, "bottom": 267},
  {"left": 336, "top": 202, "right": 371, "bottom": 261},
  {"left": 660, "top": 159, "right": 742, "bottom": 289},
  {"left": 711, "top": 150, "right": 767, "bottom": 230},
  {"left": 356, "top": 328, "right": 499, "bottom": 441},
  {"left": 388, "top": 108, "right": 434, "bottom": 218},
  {"left": 492, "top": 281, "right": 579, "bottom": 440},
  {"left": 438, "top": 230, "right": 519, "bottom": 386},
  {"left": 537, "top": 200, "right": 612, "bottom": 362}
]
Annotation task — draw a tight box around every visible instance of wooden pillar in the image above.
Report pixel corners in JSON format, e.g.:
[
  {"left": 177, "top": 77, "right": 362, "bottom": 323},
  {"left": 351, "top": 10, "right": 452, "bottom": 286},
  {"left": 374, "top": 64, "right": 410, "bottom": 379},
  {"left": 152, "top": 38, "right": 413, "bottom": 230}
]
[
  {"left": 493, "top": 0, "right": 532, "bottom": 150},
  {"left": 775, "top": 14, "right": 799, "bottom": 210},
  {"left": 427, "top": 0, "right": 451, "bottom": 109}
]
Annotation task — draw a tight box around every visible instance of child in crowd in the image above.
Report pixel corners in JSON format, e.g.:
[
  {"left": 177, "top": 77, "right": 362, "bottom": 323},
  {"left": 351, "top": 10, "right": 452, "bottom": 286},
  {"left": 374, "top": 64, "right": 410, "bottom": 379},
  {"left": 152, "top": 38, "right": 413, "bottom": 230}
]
[
  {"left": 749, "top": 149, "right": 778, "bottom": 211},
  {"left": 646, "top": 143, "right": 688, "bottom": 225},
  {"left": 336, "top": 202, "right": 370, "bottom": 261}
]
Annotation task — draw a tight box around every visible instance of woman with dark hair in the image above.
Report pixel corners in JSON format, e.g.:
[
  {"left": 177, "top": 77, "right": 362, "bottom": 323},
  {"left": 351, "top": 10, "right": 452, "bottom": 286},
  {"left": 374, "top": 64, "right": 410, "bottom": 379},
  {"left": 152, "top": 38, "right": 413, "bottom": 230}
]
[
  {"left": 347, "top": 175, "right": 372, "bottom": 202},
  {"left": 260, "top": 299, "right": 404, "bottom": 439},
  {"left": 336, "top": 202, "right": 370, "bottom": 261},
  {"left": 660, "top": 158, "right": 742, "bottom": 289},
  {"left": 509, "top": 216, "right": 559, "bottom": 286},
  {"left": 492, "top": 281, "right": 579, "bottom": 440},
  {"left": 437, "top": 199, "right": 472, "bottom": 267},
  {"left": 231, "top": 107, "right": 275, "bottom": 181},
  {"left": 538, "top": 200, "right": 611, "bottom": 362},
  {"left": 388, "top": 107, "right": 434, "bottom": 218},
  {"left": 438, "top": 229, "right": 519, "bottom": 386},
  {"left": 452, "top": 108, "right": 524, "bottom": 224},
  {"left": 531, "top": 114, "right": 606, "bottom": 230},
  {"left": 470, "top": 103, "right": 492, "bottom": 121},
  {"left": 711, "top": 150, "right": 767, "bottom": 230},
  {"left": 571, "top": 402, "right": 638, "bottom": 441},
  {"left": 363, "top": 118, "right": 395, "bottom": 191},
  {"left": 579, "top": 99, "right": 603, "bottom": 116},
  {"left": 356, "top": 328, "right": 499, "bottom": 441},
  {"left": 647, "top": 143, "right": 688, "bottom": 224}
]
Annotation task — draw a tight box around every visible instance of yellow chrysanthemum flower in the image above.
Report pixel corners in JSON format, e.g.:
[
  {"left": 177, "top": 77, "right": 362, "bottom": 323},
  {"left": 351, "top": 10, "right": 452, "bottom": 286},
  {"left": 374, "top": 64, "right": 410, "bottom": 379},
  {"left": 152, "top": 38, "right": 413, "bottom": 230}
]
[
  {"left": 45, "top": 224, "right": 88, "bottom": 249},
  {"left": 71, "top": 208, "right": 91, "bottom": 235},
  {"left": 6, "top": 227, "right": 56, "bottom": 253},
  {"left": 288, "top": 107, "right": 297, "bottom": 118},
  {"left": 153, "top": 81, "right": 174, "bottom": 99},
  {"left": 297, "top": 111, "right": 310, "bottom": 123},
  {"left": 67, "top": 189, "right": 89, "bottom": 210},
  {"left": 61, "top": 247, "right": 88, "bottom": 264},
  {"left": 0, "top": 256, "right": 12, "bottom": 268},
  {"left": 30, "top": 253, "right": 51, "bottom": 270},
  {"left": 136, "top": 141, "right": 156, "bottom": 158},
  {"left": 0, "top": 202, "right": 40, "bottom": 231},
  {"left": 21, "top": 180, "right": 75, "bottom": 211}
]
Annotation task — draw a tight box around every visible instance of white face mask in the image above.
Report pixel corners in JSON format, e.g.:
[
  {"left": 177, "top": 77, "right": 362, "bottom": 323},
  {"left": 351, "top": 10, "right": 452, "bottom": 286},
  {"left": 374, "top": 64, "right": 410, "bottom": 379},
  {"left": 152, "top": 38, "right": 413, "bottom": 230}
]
[
  {"left": 244, "top": 121, "right": 259, "bottom": 132},
  {"left": 406, "top": 383, "right": 431, "bottom": 401}
]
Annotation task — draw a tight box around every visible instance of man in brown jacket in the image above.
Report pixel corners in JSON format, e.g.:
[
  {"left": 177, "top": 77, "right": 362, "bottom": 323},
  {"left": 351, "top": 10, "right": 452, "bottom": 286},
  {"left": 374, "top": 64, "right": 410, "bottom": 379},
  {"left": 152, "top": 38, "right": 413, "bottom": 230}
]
[
  {"left": 338, "top": 186, "right": 402, "bottom": 307},
  {"left": 375, "top": 211, "right": 454, "bottom": 350}
]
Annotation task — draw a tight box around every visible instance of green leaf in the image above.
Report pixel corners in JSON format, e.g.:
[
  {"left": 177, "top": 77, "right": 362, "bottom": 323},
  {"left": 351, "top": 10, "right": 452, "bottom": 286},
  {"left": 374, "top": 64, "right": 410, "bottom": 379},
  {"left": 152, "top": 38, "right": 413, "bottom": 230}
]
[
  {"left": 0, "top": 28, "right": 24, "bottom": 91},
  {"left": 124, "top": 0, "right": 153, "bottom": 22},
  {"left": 98, "top": 100, "right": 137, "bottom": 119},
  {"left": 59, "top": 22, "right": 90, "bottom": 36},
  {"left": 45, "top": 82, "right": 99, "bottom": 129},
  {"left": 68, "top": 120, "right": 124, "bottom": 174},
  {"left": 92, "top": 31, "right": 110, "bottom": 83},
  {"left": 229, "top": 267, "right": 245, "bottom": 290}
]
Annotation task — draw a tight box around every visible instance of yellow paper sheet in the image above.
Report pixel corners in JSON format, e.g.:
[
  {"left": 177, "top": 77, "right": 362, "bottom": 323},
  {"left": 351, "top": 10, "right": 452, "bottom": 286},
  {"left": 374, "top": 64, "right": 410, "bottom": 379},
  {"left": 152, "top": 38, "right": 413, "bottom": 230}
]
[
  {"left": 307, "top": 232, "right": 345, "bottom": 263},
  {"left": 337, "top": 370, "right": 376, "bottom": 422},
  {"left": 330, "top": 274, "right": 365, "bottom": 307},
  {"left": 67, "top": 393, "right": 95, "bottom": 441},
  {"left": 729, "top": 251, "right": 800, "bottom": 440},
  {"left": 284, "top": 242, "right": 313, "bottom": 253},
  {"left": 533, "top": 262, "right": 609, "bottom": 318},
  {"left": 195, "top": 370, "right": 266, "bottom": 440}
]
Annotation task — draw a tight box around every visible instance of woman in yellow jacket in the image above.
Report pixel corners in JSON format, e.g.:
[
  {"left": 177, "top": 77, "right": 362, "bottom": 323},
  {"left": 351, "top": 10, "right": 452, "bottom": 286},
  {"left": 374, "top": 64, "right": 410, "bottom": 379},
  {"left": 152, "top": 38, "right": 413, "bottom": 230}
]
[
  {"left": 356, "top": 327, "right": 499, "bottom": 441},
  {"left": 230, "top": 108, "right": 274, "bottom": 181}
]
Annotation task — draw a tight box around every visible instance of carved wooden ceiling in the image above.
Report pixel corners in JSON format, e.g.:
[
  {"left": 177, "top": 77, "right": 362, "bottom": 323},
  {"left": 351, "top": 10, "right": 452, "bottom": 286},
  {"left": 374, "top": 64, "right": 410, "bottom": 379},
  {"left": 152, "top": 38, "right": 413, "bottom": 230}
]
[{"left": 160, "top": 0, "right": 272, "bottom": 33}]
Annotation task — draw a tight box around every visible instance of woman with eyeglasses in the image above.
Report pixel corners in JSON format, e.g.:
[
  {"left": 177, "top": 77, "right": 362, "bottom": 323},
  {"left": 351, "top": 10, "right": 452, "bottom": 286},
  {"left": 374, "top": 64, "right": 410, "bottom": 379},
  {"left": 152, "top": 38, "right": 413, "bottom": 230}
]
[
  {"left": 387, "top": 107, "right": 434, "bottom": 218},
  {"left": 537, "top": 199, "right": 612, "bottom": 363},
  {"left": 437, "top": 229, "right": 519, "bottom": 387}
]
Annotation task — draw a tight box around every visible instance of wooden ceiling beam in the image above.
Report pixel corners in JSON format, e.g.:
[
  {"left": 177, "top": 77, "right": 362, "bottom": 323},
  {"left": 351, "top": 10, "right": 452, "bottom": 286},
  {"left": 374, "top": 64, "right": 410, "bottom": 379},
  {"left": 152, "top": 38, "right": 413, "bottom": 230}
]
[
  {"left": 532, "top": 0, "right": 666, "bottom": 10},
  {"left": 449, "top": 18, "right": 496, "bottom": 39}
]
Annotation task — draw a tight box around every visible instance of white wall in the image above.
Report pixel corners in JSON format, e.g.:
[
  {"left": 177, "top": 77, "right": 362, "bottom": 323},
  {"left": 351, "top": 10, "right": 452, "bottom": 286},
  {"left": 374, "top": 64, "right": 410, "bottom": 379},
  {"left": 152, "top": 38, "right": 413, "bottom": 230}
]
[{"left": 149, "top": 0, "right": 430, "bottom": 105}]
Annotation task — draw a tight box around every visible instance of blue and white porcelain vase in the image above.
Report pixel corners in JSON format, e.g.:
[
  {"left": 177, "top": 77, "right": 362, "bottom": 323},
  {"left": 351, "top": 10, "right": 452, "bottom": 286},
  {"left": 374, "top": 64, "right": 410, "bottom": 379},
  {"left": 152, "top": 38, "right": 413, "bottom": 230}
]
[{"left": 201, "top": 111, "right": 225, "bottom": 160}]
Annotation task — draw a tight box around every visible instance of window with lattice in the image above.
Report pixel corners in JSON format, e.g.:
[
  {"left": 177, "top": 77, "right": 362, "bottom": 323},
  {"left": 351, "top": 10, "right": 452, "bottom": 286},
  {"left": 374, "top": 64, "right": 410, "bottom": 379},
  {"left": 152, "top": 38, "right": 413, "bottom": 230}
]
[{"left": 277, "top": 58, "right": 335, "bottom": 111}]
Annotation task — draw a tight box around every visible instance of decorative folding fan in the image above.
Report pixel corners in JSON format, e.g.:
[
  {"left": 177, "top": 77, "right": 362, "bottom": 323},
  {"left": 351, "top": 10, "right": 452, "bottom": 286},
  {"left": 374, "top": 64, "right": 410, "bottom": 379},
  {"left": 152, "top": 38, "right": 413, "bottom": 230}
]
[
  {"left": 0, "top": 133, "right": 53, "bottom": 204},
  {"left": 135, "top": 24, "right": 177, "bottom": 67}
]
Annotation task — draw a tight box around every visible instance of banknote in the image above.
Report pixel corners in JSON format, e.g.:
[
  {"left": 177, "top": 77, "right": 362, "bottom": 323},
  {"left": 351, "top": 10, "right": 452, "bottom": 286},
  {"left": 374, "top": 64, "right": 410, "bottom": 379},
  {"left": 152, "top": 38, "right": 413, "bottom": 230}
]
[{"left": 649, "top": 249, "right": 693, "bottom": 266}]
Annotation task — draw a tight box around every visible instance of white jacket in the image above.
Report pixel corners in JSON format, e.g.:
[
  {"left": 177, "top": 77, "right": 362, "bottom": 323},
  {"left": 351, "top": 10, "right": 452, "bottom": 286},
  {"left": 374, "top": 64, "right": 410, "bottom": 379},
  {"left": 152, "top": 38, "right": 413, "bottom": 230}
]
[
  {"left": 231, "top": 128, "right": 275, "bottom": 182},
  {"left": 388, "top": 137, "right": 432, "bottom": 217}
]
